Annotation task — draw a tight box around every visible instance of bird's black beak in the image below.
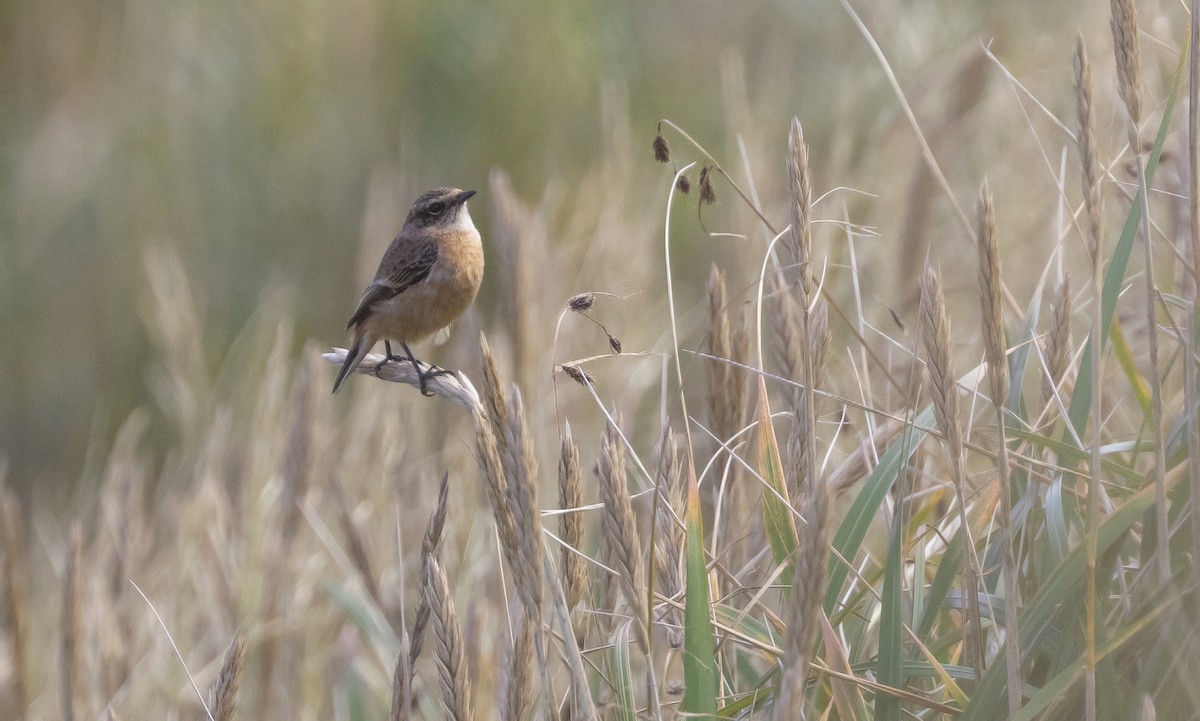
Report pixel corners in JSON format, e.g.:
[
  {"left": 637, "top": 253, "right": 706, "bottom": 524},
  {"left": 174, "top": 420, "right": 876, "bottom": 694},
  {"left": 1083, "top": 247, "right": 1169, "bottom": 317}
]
[{"left": 457, "top": 189, "right": 477, "bottom": 204}]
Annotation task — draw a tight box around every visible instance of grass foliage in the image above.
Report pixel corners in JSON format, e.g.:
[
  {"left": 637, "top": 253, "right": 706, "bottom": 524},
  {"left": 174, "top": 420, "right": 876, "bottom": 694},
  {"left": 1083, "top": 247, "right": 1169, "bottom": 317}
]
[{"left": 3, "top": 2, "right": 1200, "bottom": 720}]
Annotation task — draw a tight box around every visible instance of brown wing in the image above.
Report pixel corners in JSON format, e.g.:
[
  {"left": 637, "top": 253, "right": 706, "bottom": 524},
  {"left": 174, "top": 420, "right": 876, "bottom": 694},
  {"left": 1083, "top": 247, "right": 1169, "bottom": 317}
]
[{"left": 345, "top": 239, "right": 439, "bottom": 329}]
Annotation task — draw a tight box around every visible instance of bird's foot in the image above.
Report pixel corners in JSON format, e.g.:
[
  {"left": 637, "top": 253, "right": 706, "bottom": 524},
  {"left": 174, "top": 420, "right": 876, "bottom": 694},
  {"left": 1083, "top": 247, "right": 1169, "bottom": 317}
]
[{"left": 416, "top": 365, "right": 455, "bottom": 397}]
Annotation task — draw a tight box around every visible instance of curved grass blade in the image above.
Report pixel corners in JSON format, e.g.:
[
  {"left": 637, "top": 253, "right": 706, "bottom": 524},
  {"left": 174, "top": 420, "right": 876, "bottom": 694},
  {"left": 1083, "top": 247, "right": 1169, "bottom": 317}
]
[
  {"left": 959, "top": 471, "right": 1172, "bottom": 720},
  {"left": 825, "top": 407, "right": 933, "bottom": 616},
  {"left": 755, "top": 378, "right": 799, "bottom": 576},
  {"left": 1063, "top": 50, "right": 1181, "bottom": 442},
  {"left": 682, "top": 462, "right": 719, "bottom": 718}
]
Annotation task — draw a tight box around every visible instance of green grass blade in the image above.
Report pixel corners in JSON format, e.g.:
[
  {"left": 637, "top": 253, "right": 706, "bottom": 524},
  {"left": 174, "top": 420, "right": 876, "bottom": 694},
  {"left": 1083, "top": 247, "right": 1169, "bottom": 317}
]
[
  {"left": 960, "top": 473, "right": 1170, "bottom": 720},
  {"left": 825, "top": 408, "right": 932, "bottom": 616},
  {"left": 917, "top": 525, "right": 963, "bottom": 637},
  {"left": 876, "top": 464, "right": 906, "bottom": 721},
  {"left": 1063, "top": 63, "right": 1179, "bottom": 442},
  {"left": 756, "top": 378, "right": 799, "bottom": 575},
  {"left": 612, "top": 623, "right": 636, "bottom": 721},
  {"left": 682, "top": 462, "right": 719, "bottom": 718}
]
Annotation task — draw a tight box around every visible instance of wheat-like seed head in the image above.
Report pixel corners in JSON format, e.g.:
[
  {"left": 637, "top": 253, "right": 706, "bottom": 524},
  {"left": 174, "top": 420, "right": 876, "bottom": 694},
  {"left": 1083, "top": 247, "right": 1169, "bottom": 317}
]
[
  {"left": 558, "top": 422, "right": 585, "bottom": 613},
  {"left": 920, "top": 268, "right": 963, "bottom": 460},
  {"left": 597, "top": 415, "right": 649, "bottom": 651},
  {"left": 976, "top": 182, "right": 1009, "bottom": 407},
  {"left": 1044, "top": 278, "right": 1073, "bottom": 409},
  {"left": 503, "top": 387, "right": 545, "bottom": 622},
  {"left": 706, "top": 263, "right": 739, "bottom": 446},
  {"left": 390, "top": 647, "right": 409, "bottom": 721},
  {"left": 787, "top": 116, "right": 814, "bottom": 301},
  {"left": 501, "top": 610, "right": 534, "bottom": 721},
  {"left": 208, "top": 634, "right": 246, "bottom": 721},
  {"left": 1074, "top": 34, "right": 1104, "bottom": 263},
  {"left": 426, "top": 557, "right": 473, "bottom": 721},
  {"left": 1109, "top": 0, "right": 1142, "bottom": 126}
]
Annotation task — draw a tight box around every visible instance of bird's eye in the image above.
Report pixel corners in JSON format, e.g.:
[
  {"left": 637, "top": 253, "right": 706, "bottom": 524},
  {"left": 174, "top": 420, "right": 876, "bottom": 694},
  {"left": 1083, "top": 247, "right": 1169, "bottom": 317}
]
[{"left": 428, "top": 201, "right": 446, "bottom": 216}]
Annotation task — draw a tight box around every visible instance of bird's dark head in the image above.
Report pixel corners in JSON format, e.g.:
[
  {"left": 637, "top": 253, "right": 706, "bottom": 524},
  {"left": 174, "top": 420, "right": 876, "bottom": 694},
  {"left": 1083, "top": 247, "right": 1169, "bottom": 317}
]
[{"left": 404, "top": 187, "right": 477, "bottom": 231}]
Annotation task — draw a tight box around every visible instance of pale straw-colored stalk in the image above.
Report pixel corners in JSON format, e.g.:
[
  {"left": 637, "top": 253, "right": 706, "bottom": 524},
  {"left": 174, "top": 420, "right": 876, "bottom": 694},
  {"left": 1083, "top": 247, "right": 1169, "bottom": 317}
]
[
  {"left": 426, "top": 556, "right": 473, "bottom": 721},
  {"left": 60, "top": 523, "right": 84, "bottom": 721},
  {"left": 207, "top": 634, "right": 246, "bottom": 721},
  {"left": 1076, "top": 34, "right": 1104, "bottom": 721},
  {"left": 558, "top": 422, "right": 585, "bottom": 614},
  {"left": 975, "top": 182, "right": 1021, "bottom": 715},
  {"left": 0, "top": 486, "right": 28, "bottom": 714},
  {"left": 597, "top": 415, "right": 649, "bottom": 652},
  {"left": 1112, "top": 0, "right": 1168, "bottom": 589},
  {"left": 1043, "top": 279, "right": 1073, "bottom": 414},
  {"left": 775, "top": 116, "right": 831, "bottom": 721},
  {"left": 920, "top": 267, "right": 984, "bottom": 678}
]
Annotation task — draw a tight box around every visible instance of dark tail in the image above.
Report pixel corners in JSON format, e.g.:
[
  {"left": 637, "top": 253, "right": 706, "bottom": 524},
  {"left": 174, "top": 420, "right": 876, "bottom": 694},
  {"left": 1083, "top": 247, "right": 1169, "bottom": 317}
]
[{"left": 332, "top": 336, "right": 370, "bottom": 395}]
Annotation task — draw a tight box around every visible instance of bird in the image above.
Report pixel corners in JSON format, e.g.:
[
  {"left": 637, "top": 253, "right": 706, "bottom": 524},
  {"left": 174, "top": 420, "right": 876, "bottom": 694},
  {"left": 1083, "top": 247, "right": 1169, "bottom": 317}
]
[{"left": 332, "top": 186, "right": 484, "bottom": 396}]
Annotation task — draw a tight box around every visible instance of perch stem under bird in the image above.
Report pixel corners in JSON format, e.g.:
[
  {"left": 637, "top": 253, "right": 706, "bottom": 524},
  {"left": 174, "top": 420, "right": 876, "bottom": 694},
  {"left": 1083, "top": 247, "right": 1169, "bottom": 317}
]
[{"left": 331, "top": 186, "right": 485, "bottom": 396}]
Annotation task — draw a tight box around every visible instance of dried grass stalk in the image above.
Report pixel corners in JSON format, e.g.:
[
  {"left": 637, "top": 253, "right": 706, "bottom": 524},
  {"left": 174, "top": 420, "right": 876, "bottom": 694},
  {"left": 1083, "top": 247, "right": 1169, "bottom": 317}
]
[
  {"left": 653, "top": 431, "right": 684, "bottom": 604},
  {"left": 333, "top": 478, "right": 382, "bottom": 609},
  {"left": 390, "top": 647, "right": 409, "bottom": 721},
  {"left": 410, "top": 474, "right": 451, "bottom": 671},
  {"left": 426, "top": 557, "right": 473, "bottom": 721},
  {"left": 502, "top": 611, "right": 534, "bottom": 721},
  {"left": 0, "top": 486, "right": 29, "bottom": 714},
  {"left": 706, "top": 263, "right": 745, "bottom": 446},
  {"left": 1074, "top": 36, "right": 1104, "bottom": 262},
  {"left": 976, "top": 183, "right": 1008, "bottom": 406},
  {"left": 920, "top": 267, "right": 984, "bottom": 677},
  {"left": 786, "top": 116, "right": 814, "bottom": 299},
  {"left": 60, "top": 523, "right": 84, "bottom": 721},
  {"left": 975, "top": 183, "right": 1022, "bottom": 716},
  {"left": 1044, "top": 279, "right": 1073, "bottom": 409},
  {"left": 207, "top": 634, "right": 246, "bottom": 721},
  {"left": 775, "top": 117, "right": 832, "bottom": 721},
  {"left": 558, "top": 423, "right": 586, "bottom": 613},
  {"left": 321, "top": 348, "right": 482, "bottom": 410},
  {"left": 1109, "top": 0, "right": 1142, "bottom": 126},
  {"left": 502, "top": 387, "right": 545, "bottom": 623},
  {"left": 597, "top": 415, "right": 649, "bottom": 651}
]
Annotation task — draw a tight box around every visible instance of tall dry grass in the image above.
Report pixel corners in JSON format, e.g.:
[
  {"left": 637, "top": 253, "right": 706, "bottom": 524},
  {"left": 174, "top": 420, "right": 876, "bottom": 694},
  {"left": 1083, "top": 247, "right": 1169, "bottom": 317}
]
[{"left": 2, "top": 4, "right": 1200, "bottom": 721}]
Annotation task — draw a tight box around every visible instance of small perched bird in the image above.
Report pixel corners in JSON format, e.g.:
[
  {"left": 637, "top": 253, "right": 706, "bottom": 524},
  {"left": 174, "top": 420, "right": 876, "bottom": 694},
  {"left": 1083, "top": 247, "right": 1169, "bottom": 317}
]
[{"left": 333, "top": 186, "right": 484, "bottom": 396}]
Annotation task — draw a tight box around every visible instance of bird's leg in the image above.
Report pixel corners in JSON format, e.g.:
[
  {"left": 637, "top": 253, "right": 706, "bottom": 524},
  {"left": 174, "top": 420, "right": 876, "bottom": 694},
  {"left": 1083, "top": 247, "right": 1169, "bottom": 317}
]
[
  {"left": 399, "top": 342, "right": 442, "bottom": 397},
  {"left": 374, "top": 341, "right": 407, "bottom": 373}
]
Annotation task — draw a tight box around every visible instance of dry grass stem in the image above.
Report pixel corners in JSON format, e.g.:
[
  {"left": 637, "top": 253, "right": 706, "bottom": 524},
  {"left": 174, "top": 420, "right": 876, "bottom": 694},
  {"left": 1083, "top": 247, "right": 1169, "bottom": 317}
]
[
  {"left": 60, "top": 523, "right": 84, "bottom": 721},
  {"left": 976, "top": 183, "right": 1008, "bottom": 407},
  {"left": 975, "top": 183, "right": 1022, "bottom": 715},
  {"left": 1074, "top": 36, "right": 1104, "bottom": 262},
  {"left": 1110, "top": 0, "right": 1167, "bottom": 588},
  {"left": 390, "top": 647, "right": 409, "bottom": 721},
  {"left": 558, "top": 423, "right": 586, "bottom": 613},
  {"left": 1044, "top": 279, "right": 1073, "bottom": 410},
  {"left": 706, "top": 263, "right": 744, "bottom": 447},
  {"left": 653, "top": 432, "right": 684, "bottom": 605},
  {"left": 502, "top": 386, "right": 545, "bottom": 623},
  {"left": 597, "top": 415, "right": 649, "bottom": 651},
  {"left": 775, "top": 116, "right": 831, "bottom": 721},
  {"left": 207, "top": 634, "right": 246, "bottom": 721},
  {"left": 322, "top": 348, "right": 482, "bottom": 410},
  {"left": 502, "top": 611, "right": 534, "bottom": 721},
  {"left": 920, "top": 267, "right": 983, "bottom": 677},
  {"left": 1, "top": 487, "right": 29, "bottom": 714},
  {"left": 426, "top": 557, "right": 473, "bottom": 721},
  {"left": 410, "top": 474, "right": 451, "bottom": 672},
  {"left": 1109, "top": 0, "right": 1142, "bottom": 127},
  {"left": 786, "top": 116, "right": 814, "bottom": 297}
]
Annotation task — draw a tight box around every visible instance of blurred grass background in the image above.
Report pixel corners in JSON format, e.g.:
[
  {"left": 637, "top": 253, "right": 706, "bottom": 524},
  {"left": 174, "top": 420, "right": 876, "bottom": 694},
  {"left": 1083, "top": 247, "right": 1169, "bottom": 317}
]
[
  {"left": 2, "top": 0, "right": 1198, "bottom": 718},
  {"left": 0, "top": 0, "right": 1163, "bottom": 487}
]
